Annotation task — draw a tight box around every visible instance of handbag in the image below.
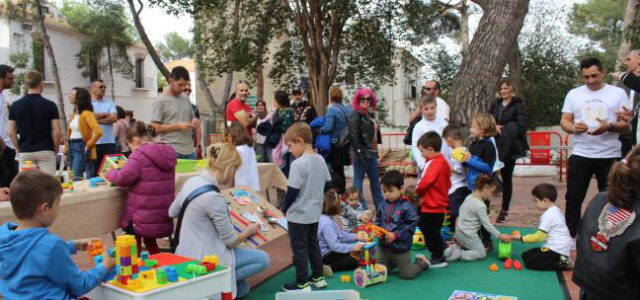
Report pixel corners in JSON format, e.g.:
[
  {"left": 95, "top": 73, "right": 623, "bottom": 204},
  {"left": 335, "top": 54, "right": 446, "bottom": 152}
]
[
  {"left": 403, "top": 116, "right": 422, "bottom": 145},
  {"left": 170, "top": 184, "right": 220, "bottom": 253}
]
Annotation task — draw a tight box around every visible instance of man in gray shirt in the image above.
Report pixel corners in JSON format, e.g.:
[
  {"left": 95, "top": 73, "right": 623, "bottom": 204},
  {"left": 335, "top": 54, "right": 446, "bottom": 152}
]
[{"left": 152, "top": 66, "right": 195, "bottom": 159}]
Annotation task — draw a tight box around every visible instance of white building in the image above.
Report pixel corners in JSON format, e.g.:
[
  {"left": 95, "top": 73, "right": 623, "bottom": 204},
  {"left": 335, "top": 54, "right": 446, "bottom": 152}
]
[{"left": 0, "top": 2, "right": 158, "bottom": 122}]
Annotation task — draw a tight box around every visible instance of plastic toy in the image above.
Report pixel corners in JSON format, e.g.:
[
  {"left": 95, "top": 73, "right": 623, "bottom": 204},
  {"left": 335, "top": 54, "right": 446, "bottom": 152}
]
[
  {"left": 440, "top": 212, "right": 453, "bottom": 242},
  {"left": 111, "top": 235, "right": 141, "bottom": 289},
  {"left": 340, "top": 275, "right": 351, "bottom": 282},
  {"left": 88, "top": 177, "right": 107, "bottom": 187},
  {"left": 451, "top": 147, "right": 469, "bottom": 163},
  {"left": 187, "top": 264, "right": 208, "bottom": 277},
  {"left": 352, "top": 225, "right": 387, "bottom": 288},
  {"left": 166, "top": 267, "right": 179, "bottom": 282},
  {"left": 85, "top": 239, "right": 104, "bottom": 267},
  {"left": 412, "top": 227, "right": 426, "bottom": 250},
  {"left": 504, "top": 258, "right": 513, "bottom": 269},
  {"left": 512, "top": 260, "right": 522, "bottom": 270},
  {"left": 203, "top": 255, "right": 219, "bottom": 265},
  {"left": 498, "top": 239, "right": 513, "bottom": 260},
  {"left": 98, "top": 154, "right": 127, "bottom": 179},
  {"left": 489, "top": 263, "right": 499, "bottom": 272},
  {"left": 144, "top": 259, "right": 158, "bottom": 268}
]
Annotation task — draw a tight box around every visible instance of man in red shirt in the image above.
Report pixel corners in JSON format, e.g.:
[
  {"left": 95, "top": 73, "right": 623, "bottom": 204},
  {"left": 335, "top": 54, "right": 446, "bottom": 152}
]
[{"left": 225, "top": 82, "right": 257, "bottom": 137}]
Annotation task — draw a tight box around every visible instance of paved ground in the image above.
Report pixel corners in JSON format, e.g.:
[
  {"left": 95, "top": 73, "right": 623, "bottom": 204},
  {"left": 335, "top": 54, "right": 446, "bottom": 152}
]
[{"left": 75, "top": 174, "right": 597, "bottom": 299}]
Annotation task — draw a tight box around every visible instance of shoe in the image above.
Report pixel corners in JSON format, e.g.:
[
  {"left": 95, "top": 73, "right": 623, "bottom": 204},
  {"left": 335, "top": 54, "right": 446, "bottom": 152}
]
[
  {"left": 570, "top": 237, "right": 576, "bottom": 251},
  {"left": 496, "top": 210, "right": 509, "bottom": 223},
  {"left": 308, "top": 276, "right": 328, "bottom": 289},
  {"left": 445, "top": 244, "right": 461, "bottom": 262},
  {"left": 322, "top": 265, "right": 333, "bottom": 278},
  {"left": 560, "top": 256, "right": 574, "bottom": 270},
  {"left": 414, "top": 254, "right": 431, "bottom": 270},
  {"left": 281, "top": 282, "right": 311, "bottom": 292},
  {"left": 429, "top": 256, "right": 448, "bottom": 268}
]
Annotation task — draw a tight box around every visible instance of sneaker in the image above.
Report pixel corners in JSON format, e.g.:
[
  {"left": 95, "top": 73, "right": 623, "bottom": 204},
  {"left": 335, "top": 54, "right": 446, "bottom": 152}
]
[
  {"left": 281, "top": 282, "right": 311, "bottom": 292},
  {"left": 570, "top": 237, "right": 577, "bottom": 251},
  {"left": 445, "top": 244, "right": 461, "bottom": 262},
  {"left": 322, "top": 265, "right": 333, "bottom": 278},
  {"left": 429, "top": 257, "right": 448, "bottom": 268},
  {"left": 414, "top": 254, "right": 431, "bottom": 270},
  {"left": 496, "top": 210, "right": 509, "bottom": 223},
  {"left": 560, "top": 256, "right": 574, "bottom": 270},
  {"left": 308, "top": 276, "right": 328, "bottom": 289}
]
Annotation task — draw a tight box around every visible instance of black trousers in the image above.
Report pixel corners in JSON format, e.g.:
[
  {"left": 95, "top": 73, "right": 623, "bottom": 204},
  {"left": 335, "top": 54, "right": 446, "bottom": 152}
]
[
  {"left": 93, "top": 143, "right": 117, "bottom": 177},
  {"left": 565, "top": 155, "right": 615, "bottom": 237},
  {"left": 289, "top": 222, "right": 323, "bottom": 284},
  {"left": 418, "top": 213, "right": 445, "bottom": 259},
  {"left": 449, "top": 187, "right": 471, "bottom": 233},
  {"left": 328, "top": 143, "right": 347, "bottom": 194},
  {"left": 521, "top": 247, "right": 562, "bottom": 270},
  {"left": 500, "top": 159, "right": 516, "bottom": 212},
  {"left": 322, "top": 252, "right": 358, "bottom": 272},
  {"left": 0, "top": 147, "right": 18, "bottom": 188}
]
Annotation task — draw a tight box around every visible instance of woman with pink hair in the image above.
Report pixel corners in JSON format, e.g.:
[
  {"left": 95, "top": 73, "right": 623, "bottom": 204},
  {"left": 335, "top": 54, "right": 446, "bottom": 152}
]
[{"left": 347, "top": 88, "right": 383, "bottom": 209}]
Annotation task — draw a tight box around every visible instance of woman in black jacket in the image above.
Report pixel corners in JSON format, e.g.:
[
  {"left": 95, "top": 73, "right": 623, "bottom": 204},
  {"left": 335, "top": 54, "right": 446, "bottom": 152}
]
[
  {"left": 348, "top": 88, "right": 383, "bottom": 210},
  {"left": 489, "top": 78, "right": 529, "bottom": 223}
]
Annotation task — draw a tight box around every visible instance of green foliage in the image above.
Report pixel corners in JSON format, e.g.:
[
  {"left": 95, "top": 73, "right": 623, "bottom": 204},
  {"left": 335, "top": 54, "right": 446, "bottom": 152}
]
[
  {"left": 60, "top": 0, "right": 135, "bottom": 80},
  {"left": 8, "top": 51, "right": 29, "bottom": 95},
  {"left": 155, "top": 32, "right": 193, "bottom": 61},
  {"left": 422, "top": 45, "right": 461, "bottom": 99},
  {"left": 268, "top": 37, "right": 306, "bottom": 89}
]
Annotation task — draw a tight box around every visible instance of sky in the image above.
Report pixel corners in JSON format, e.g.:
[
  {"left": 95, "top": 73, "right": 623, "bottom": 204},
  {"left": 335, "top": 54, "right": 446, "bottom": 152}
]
[{"left": 138, "top": 1, "right": 193, "bottom": 44}]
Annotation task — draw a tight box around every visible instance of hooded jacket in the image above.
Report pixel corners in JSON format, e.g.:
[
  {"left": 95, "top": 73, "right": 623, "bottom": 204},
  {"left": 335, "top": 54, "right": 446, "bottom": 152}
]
[
  {"left": 0, "top": 223, "right": 107, "bottom": 299},
  {"left": 375, "top": 196, "right": 419, "bottom": 253},
  {"left": 105, "top": 142, "right": 176, "bottom": 238}
]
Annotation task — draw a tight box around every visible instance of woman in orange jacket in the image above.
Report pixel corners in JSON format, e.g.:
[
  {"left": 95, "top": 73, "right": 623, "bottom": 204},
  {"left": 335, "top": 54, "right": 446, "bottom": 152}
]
[{"left": 65, "top": 87, "right": 102, "bottom": 180}]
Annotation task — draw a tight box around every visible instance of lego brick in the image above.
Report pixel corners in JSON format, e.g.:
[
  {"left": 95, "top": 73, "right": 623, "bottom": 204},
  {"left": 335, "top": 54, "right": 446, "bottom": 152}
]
[
  {"left": 121, "top": 266, "right": 132, "bottom": 276},
  {"left": 141, "top": 251, "right": 149, "bottom": 261},
  {"left": 200, "top": 262, "right": 215, "bottom": 272},
  {"left": 203, "top": 255, "right": 219, "bottom": 265},
  {"left": 120, "top": 246, "right": 130, "bottom": 257},
  {"left": 93, "top": 255, "right": 103, "bottom": 266},
  {"left": 132, "top": 264, "right": 138, "bottom": 274},
  {"left": 121, "top": 256, "right": 131, "bottom": 266},
  {"left": 166, "top": 267, "right": 178, "bottom": 282},
  {"left": 107, "top": 248, "right": 116, "bottom": 257},
  {"left": 144, "top": 259, "right": 158, "bottom": 268}
]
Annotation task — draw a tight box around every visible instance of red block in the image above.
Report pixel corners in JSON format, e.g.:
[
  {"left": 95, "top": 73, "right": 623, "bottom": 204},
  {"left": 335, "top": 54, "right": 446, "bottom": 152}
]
[
  {"left": 513, "top": 260, "right": 522, "bottom": 270},
  {"left": 132, "top": 265, "right": 138, "bottom": 273},
  {"left": 221, "top": 292, "right": 233, "bottom": 300},
  {"left": 200, "top": 262, "right": 215, "bottom": 272},
  {"left": 119, "top": 275, "right": 128, "bottom": 285}
]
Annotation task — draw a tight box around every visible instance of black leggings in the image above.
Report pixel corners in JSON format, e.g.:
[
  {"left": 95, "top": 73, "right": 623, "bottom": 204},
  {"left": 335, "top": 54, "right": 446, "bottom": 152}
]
[
  {"left": 501, "top": 159, "right": 516, "bottom": 212},
  {"left": 521, "top": 247, "right": 562, "bottom": 270},
  {"left": 322, "top": 252, "right": 358, "bottom": 272}
]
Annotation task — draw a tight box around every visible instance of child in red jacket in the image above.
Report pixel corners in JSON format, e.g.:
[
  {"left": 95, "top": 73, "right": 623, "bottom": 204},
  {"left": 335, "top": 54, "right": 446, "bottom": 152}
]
[{"left": 415, "top": 131, "right": 451, "bottom": 268}]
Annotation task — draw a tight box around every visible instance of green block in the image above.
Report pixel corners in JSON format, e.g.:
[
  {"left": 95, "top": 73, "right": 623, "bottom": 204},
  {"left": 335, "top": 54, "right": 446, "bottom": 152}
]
[
  {"left": 144, "top": 259, "right": 158, "bottom": 268},
  {"left": 157, "top": 271, "right": 168, "bottom": 284},
  {"left": 131, "top": 245, "right": 137, "bottom": 256},
  {"left": 186, "top": 264, "right": 207, "bottom": 276}
]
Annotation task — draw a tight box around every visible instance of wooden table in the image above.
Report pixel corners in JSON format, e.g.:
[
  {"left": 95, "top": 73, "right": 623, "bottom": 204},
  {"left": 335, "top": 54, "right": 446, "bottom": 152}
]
[{"left": 0, "top": 163, "right": 287, "bottom": 240}]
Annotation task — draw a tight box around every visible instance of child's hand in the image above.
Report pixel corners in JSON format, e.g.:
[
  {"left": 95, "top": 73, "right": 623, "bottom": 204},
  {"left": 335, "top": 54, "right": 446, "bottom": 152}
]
[
  {"left": 498, "top": 234, "right": 511, "bottom": 242},
  {"left": 352, "top": 243, "right": 365, "bottom": 252},
  {"left": 356, "top": 235, "right": 367, "bottom": 242},
  {"left": 463, "top": 151, "right": 471, "bottom": 162},
  {"left": 359, "top": 211, "right": 373, "bottom": 223},
  {"left": 73, "top": 238, "right": 98, "bottom": 251},
  {"left": 102, "top": 251, "right": 116, "bottom": 269},
  {"left": 512, "top": 234, "right": 522, "bottom": 241},
  {"left": 385, "top": 232, "right": 396, "bottom": 243},
  {"left": 246, "top": 223, "right": 260, "bottom": 235}
]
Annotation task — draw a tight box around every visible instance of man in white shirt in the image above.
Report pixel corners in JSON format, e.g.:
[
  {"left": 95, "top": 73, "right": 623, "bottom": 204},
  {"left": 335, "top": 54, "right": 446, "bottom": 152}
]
[
  {"left": 0, "top": 65, "right": 16, "bottom": 187},
  {"left": 560, "top": 57, "right": 630, "bottom": 240},
  {"left": 613, "top": 49, "right": 640, "bottom": 156}
]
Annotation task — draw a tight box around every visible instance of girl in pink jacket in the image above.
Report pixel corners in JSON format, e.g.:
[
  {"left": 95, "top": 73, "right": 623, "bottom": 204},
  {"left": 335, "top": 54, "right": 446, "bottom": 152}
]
[{"left": 105, "top": 121, "right": 176, "bottom": 255}]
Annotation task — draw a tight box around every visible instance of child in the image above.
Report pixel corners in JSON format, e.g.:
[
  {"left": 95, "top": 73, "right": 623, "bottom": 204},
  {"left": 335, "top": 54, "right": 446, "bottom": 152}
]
[
  {"left": 228, "top": 122, "right": 261, "bottom": 191},
  {"left": 463, "top": 113, "right": 498, "bottom": 249},
  {"left": 281, "top": 122, "right": 332, "bottom": 292},
  {"left": 411, "top": 95, "right": 448, "bottom": 175},
  {"left": 340, "top": 186, "right": 372, "bottom": 233},
  {"left": 377, "top": 170, "right": 430, "bottom": 279},
  {"left": 0, "top": 171, "right": 115, "bottom": 299},
  {"left": 446, "top": 174, "right": 510, "bottom": 262},
  {"left": 442, "top": 125, "right": 470, "bottom": 232},
  {"left": 415, "top": 131, "right": 452, "bottom": 268},
  {"left": 318, "top": 190, "right": 365, "bottom": 278},
  {"left": 105, "top": 121, "right": 176, "bottom": 255},
  {"left": 512, "top": 184, "right": 574, "bottom": 270}
]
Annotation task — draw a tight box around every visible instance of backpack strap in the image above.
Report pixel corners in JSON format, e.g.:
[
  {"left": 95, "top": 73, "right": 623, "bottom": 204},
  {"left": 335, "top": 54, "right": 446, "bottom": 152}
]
[{"left": 172, "top": 184, "right": 220, "bottom": 251}]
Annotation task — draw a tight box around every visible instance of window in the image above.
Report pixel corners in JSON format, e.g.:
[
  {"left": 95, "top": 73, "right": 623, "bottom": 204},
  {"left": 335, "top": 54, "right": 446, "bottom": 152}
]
[
  {"left": 135, "top": 58, "right": 144, "bottom": 88},
  {"left": 32, "top": 39, "right": 45, "bottom": 80}
]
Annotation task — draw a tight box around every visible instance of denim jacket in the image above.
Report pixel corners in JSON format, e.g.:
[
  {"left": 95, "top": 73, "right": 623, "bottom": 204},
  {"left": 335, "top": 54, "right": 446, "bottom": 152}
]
[{"left": 321, "top": 103, "right": 352, "bottom": 141}]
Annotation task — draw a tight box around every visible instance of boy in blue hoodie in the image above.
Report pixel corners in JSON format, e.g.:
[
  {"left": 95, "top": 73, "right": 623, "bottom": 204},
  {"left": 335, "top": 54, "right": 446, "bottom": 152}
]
[
  {"left": 0, "top": 170, "right": 115, "bottom": 299},
  {"left": 375, "top": 171, "right": 430, "bottom": 279}
]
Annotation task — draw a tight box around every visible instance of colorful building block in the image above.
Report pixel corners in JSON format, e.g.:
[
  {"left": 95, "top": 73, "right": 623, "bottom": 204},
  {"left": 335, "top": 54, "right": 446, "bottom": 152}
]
[
  {"left": 186, "top": 264, "right": 207, "bottom": 276},
  {"left": 107, "top": 248, "right": 116, "bottom": 257},
  {"left": 200, "top": 262, "right": 216, "bottom": 272},
  {"left": 165, "top": 267, "right": 178, "bottom": 282},
  {"left": 144, "top": 259, "right": 158, "bottom": 268},
  {"left": 156, "top": 268, "right": 168, "bottom": 284},
  {"left": 202, "top": 255, "right": 219, "bottom": 265},
  {"left": 121, "top": 256, "right": 131, "bottom": 266},
  {"left": 340, "top": 275, "right": 351, "bottom": 282},
  {"left": 93, "top": 255, "right": 103, "bottom": 266},
  {"left": 140, "top": 270, "right": 156, "bottom": 282},
  {"left": 141, "top": 251, "right": 149, "bottom": 261}
]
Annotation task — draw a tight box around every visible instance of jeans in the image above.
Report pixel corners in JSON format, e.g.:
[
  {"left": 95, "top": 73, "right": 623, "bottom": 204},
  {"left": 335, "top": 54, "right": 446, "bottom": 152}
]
[
  {"left": 288, "top": 222, "right": 323, "bottom": 284},
  {"left": 93, "top": 143, "right": 117, "bottom": 177},
  {"left": 352, "top": 157, "right": 384, "bottom": 209},
  {"left": 565, "top": 155, "right": 615, "bottom": 237},
  {"left": 233, "top": 247, "right": 270, "bottom": 298},
  {"left": 68, "top": 140, "right": 88, "bottom": 180},
  {"left": 177, "top": 152, "right": 197, "bottom": 160},
  {"left": 19, "top": 150, "right": 56, "bottom": 176},
  {"left": 255, "top": 143, "right": 272, "bottom": 163}
]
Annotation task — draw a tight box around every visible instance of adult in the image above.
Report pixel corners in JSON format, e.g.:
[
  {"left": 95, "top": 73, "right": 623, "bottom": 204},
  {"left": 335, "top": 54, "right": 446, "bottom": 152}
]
[
  {"left": 321, "top": 86, "right": 352, "bottom": 193},
  {"left": 489, "top": 78, "right": 529, "bottom": 223},
  {"left": 408, "top": 80, "right": 450, "bottom": 125},
  {"left": 170, "top": 143, "right": 270, "bottom": 298},
  {"left": 151, "top": 66, "right": 196, "bottom": 159},
  {"left": 114, "top": 106, "right": 130, "bottom": 157},
  {"left": 225, "top": 82, "right": 256, "bottom": 137},
  {"left": 560, "top": 57, "right": 630, "bottom": 242},
  {"left": 615, "top": 49, "right": 640, "bottom": 157},
  {"left": 291, "top": 89, "right": 317, "bottom": 124},
  {"left": 65, "top": 88, "right": 102, "bottom": 180},
  {"left": 8, "top": 71, "right": 61, "bottom": 176},
  {"left": 254, "top": 100, "right": 272, "bottom": 162},
  {"left": 348, "top": 88, "right": 384, "bottom": 209},
  {"left": 264, "top": 91, "right": 295, "bottom": 172},
  {"left": 184, "top": 81, "right": 203, "bottom": 159},
  {"left": 573, "top": 147, "right": 640, "bottom": 300},
  {"left": 0, "top": 65, "right": 17, "bottom": 187},
  {"left": 89, "top": 79, "right": 117, "bottom": 176},
  {"left": 126, "top": 110, "right": 135, "bottom": 127}
]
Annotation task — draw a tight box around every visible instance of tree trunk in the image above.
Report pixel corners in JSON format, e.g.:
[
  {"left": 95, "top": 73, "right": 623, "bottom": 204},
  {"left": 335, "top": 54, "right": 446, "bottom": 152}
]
[
  {"left": 126, "top": 0, "right": 170, "bottom": 81},
  {"left": 35, "top": 0, "right": 66, "bottom": 133},
  {"left": 615, "top": 0, "right": 639, "bottom": 71},
  {"left": 449, "top": 0, "right": 529, "bottom": 129},
  {"left": 222, "top": 72, "right": 233, "bottom": 104},
  {"left": 107, "top": 45, "right": 116, "bottom": 101},
  {"left": 460, "top": 0, "right": 470, "bottom": 55},
  {"left": 256, "top": 65, "right": 264, "bottom": 102},
  {"left": 508, "top": 42, "right": 523, "bottom": 96}
]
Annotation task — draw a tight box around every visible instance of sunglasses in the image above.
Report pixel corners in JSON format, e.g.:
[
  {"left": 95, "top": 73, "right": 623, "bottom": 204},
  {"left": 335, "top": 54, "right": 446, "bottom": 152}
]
[
  {"left": 99, "top": 85, "right": 106, "bottom": 89},
  {"left": 184, "top": 89, "right": 192, "bottom": 93},
  {"left": 583, "top": 74, "right": 600, "bottom": 79},
  {"left": 360, "top": 97, "right": 372, "bottom": 102}
]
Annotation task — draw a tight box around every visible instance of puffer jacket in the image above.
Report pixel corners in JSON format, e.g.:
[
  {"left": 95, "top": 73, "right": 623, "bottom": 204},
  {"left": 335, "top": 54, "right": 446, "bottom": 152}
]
[
  {"left": 489, "top": 97, "right": 529, "bottom": 161},
  {"left": 105, "top": 143, "right": 177, "bottom": 238},
  {"left": 348, "top": 110, "right": 381, "bottom": 159},
  {"left": 375, "top": 196, "right": 419, "bottom": 253}
]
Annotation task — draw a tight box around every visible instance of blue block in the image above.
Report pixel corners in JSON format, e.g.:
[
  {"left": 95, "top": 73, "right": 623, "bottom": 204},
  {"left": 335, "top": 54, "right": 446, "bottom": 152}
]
[
  {"left": 93, "top": 255, "right": 103, "bottom": 266},
  {"left": 107, "top": 248, "right": 116, "bottom": 257},
  {"left": 141, "top": 251, "right": 149, "bottom": 261},
  {"left": 132, "top": 273, "right": 139, "bottom": 279},
  {"left": 166, "top": 267, "right": 178, "bottom": 282}
]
